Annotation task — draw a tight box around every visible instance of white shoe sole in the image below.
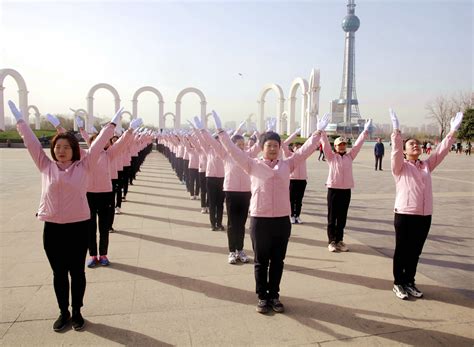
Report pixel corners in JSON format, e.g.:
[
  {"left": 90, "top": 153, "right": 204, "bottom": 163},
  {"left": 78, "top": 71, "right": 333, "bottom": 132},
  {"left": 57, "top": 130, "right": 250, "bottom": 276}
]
[{"left": 393, "top": 288, "right": 408, "bottom": 300}]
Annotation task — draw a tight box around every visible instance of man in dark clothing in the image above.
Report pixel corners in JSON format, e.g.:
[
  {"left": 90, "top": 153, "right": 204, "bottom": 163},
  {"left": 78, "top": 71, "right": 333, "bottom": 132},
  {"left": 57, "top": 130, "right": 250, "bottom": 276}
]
[{"left": 374, "top": 138, "right": 385, "bottom": 171}]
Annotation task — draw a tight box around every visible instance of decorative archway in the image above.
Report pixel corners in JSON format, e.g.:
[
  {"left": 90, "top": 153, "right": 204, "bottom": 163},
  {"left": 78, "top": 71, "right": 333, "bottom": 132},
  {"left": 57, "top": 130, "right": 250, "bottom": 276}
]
[
  {"left": 132, "top": 86, "right": 164, "bottom": 128},
  {"left": 70, "top": 108, "right": 89, "bottom": 131},
  {"left": 175, "top": 87, "right": 207, "bottom": 129},
  {"left": 288, "top": 77, "right": 309, "bottom": 136},
  {"left": 87, "top": 83, "right": 121, "bottom": 133},
  {"left": 121, "top": 111, "right": 133, "bottom": 128},
  {"left": 27, "top": 105, "right": 41, "bottom": 130},
  {"left": 306, "top": 69, "right": 321, "bottom": 136},
  {"left": 163, "top": 112, "right": 175, "bottom": 128},
  {"left": 258, "top": 84, "right": 285, "bottom": 133},
  {"left": 0, "top": 68, "right": 29, "bottom": 130}
]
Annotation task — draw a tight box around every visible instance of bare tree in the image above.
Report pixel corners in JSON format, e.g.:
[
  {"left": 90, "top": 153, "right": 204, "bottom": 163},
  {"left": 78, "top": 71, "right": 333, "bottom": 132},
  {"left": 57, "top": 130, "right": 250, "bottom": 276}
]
[
  {"left": 426, "top": 95, "right": 451, "bottom": 139},
  {"left": 426, "top": 91, "right": 471, "bottom": 139}
]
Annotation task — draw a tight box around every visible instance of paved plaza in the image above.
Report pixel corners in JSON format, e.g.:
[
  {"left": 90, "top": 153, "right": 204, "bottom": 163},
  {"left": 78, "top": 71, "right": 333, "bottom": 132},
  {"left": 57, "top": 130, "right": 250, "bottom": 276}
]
[{"left": 0, "top": 145, "right": 473, "bottom": 346}]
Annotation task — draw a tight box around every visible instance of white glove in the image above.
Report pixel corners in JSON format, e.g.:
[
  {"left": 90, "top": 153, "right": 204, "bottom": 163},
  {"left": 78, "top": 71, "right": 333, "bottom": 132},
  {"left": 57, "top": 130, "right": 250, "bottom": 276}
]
[
  {"left": 294, "top": 128, "right": 301, "bottom": 136},
  {"left": 130, "top": 118, "right": 142, "bottom": 130},
  {"left": 364, "top": 118, "right": 372, "bottom": 132},
  {"left": 187, "top": 120, "right": 196, "bottom": 129},
  {"left": 46, "top": 114, "right": 61, "bottom": 128},
  {"left": 317, "top": 113, "right": 330, "bottom": 131},
  {"left": 450, "top": 112, "right": 463, "bottom": 132},
  {"left": 75, "top": 116, "right": 84, "bottom": 129},
  {"left": 236, "top": 120, "right": 246, "bottom": 133},
  {"left": 8, "top": 100, "right": 24, "bottom": 122},
  {"left": 211, "top": 110, "right": 223, "bottom": 129},
  {"left": 266, "top": 118, "right": 276, "bottom": 132},
  {"left": 91, "top": 126, "right": 98, "bottom": 134},
  {"left": 111, "top": 107, "right": 124, "bottom": 125},
  {"left": 193, "top": 116, "right": 204, "bottom": 130},
  {"left": 389, "top": 108, "right": 399, "bottom": 130}
]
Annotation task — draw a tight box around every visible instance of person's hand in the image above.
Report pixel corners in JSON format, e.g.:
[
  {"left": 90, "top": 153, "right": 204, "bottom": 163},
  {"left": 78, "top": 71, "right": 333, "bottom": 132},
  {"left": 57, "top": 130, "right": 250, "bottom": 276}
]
[
  {"left": 46, "top": 114, "right": 61, "bottom": 128},
  {"left": 364, "top": 118, "right": 372, "bottom": 132},
  {"left": 8, "top": 100, "right": 24, "bottom": 122},
  {"left": 130, "top": 118, "right": 142, "bottom": 130},
  {"left": 193, "top": 116, "right": 204, "bottom": 130},
  {"left": 450, "top": 112, "right": 463, "bottom": 132},
  {"left": 110, "top": 107, "right": 124, "bottom": 125},
  {"left": 266, "top": 117, "right": 277, "bottom": 132},
  {"left": 211, "top": 110, "right": 223, "bottom": 129},
  {"left": 187, "top": 120, "right": 196, "bottom": 129},
  {"left": 91, "top": 126, "right": 98, "bottom": 134},
  {"left": 389, "top": 108, "right": 399, "bottom": 130},
  {"left": 75, "top": 116, "right": 84, "bottom": 129},
  {"left": 236, "top": 120, "right": 246, "bottom": 133},
  {"left": 317, "top": 113, "right": 330, "bottom": 131},
  {"left": 294, "top": 127, "right": 301, "bottom": 136}
]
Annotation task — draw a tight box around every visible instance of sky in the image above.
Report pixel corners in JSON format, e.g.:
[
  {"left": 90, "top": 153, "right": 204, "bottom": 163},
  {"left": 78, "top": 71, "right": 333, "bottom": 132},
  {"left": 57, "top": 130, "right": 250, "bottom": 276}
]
[{"left": 1, "top": 0, "right": 472, "bottom": 128}]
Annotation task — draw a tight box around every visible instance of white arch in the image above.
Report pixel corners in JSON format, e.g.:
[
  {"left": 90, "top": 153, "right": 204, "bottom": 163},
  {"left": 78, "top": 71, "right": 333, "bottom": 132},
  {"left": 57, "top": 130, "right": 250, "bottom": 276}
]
[
  {"left": 27, "top": 105, "right": 41, "bottom": 130},
  {"left": 288, "top": 77, "right": 309, "bottom": 136},
  {"left": 0, "top": 68, "right": 29, "bottom": 130},
  {"left": 306, "top": 68, "right": 321, "bottom": 136},
  {"left": 132, "top": 86, "right": 164, "bottom": 128},
  {"left": 175, "top": 87, "right": 207, "bottom": 129},
  {"left": 258, "top": 83, "right": 285, "bottom": 133},
  {"left": 87, "top": 83, "right": 121, "bottom": 133},
  {"left": 163, "top": 112, "right": 175, "bottom": 128},
  {"left": 121, "top": 111, "right": 133, "bottom": 127}
]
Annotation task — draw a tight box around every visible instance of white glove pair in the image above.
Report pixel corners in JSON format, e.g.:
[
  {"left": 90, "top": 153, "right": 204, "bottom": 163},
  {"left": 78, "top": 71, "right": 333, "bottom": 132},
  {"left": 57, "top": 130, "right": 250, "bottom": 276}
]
[
  {"left": 266, "top": 118, "right": 277, "bottom": 132},
  {"left": 389, "top": 109, "right": 463, "bottom": 132},
  {"left": 130, "top": 118, "right": 143, "bottom": 130}
]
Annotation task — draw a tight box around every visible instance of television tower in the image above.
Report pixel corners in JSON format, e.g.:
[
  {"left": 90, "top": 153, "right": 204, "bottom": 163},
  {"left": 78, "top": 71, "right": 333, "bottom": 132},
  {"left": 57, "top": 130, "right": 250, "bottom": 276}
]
[{"left": 340, "top": 0, "right": 361, "bottom": 127}]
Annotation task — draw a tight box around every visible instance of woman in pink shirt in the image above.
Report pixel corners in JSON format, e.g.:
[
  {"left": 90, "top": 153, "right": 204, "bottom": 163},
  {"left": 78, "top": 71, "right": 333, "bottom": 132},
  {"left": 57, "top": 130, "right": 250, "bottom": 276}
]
[
  {"left": 8, "top": 101, "right": 119, "bottom": 332},
  {"left": 320, "top": 119, "right": 371, "bottom": 253},
  {"left": 282, "top": 128, "right": 308, "bottom": 224},
  {"left": 214, "top": 111, "right": 328, "bottom": 314},
  {"left": 389, "top": 110, "right": 463, "bottom": 300}
]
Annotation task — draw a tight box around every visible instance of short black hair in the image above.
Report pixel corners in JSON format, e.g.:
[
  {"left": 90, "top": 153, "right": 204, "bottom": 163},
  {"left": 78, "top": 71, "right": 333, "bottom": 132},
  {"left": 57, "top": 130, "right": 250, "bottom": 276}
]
[
  {"left": 231, "top": 134, "right": 244, "bottom": 143},
  {"left": 50, "top": 133, "right": 81, "bottom": 162},
  {"left": 260, "top": 132, "right": 281, "bottom": 149}
]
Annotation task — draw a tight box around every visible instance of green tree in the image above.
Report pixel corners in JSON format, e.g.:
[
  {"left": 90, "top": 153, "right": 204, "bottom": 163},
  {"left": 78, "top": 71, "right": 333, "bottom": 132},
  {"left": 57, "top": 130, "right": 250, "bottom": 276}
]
[{"left": 457, "top": 108, "right": 473, "bottom": 141}]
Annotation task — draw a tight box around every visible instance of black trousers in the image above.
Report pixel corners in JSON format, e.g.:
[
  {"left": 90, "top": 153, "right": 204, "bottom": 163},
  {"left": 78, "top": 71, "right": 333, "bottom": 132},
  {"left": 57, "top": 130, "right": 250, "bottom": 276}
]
[
  {"left": 393, "top": 213, "right": 431, "bottom": 285},
  {"left": 112, "top": 176, "right": 123, "bottom": 208},
  {"left": 225, "top": 191, "right": 251, "bottom": 252},
  {"left": 130, "top": 156, "right": 139, "bottom": 183},
  {"left": 289, "top": 179, "right": 307, "bottom": 217},
  {"left": 183, "top": 159, "right": 190, "bottom": 190},
  {"left": 188, "top": 168, "right": 200, "bottom": 196},
  {"left": 327, "top": 188, "right": 351, "bottom": 243},
  {"left": 122, "top": 166, "right": 131, "bottom": 197},
  {"left": 87, "top": 192, "right": 114, "bottom": 256},
  {"left": 250, "top": 216, "right": 291, "bottom": 300},
  {"left": 176, "top": 158, "right": 184, "bottom": 182},
  {"left": 43, "top": 220, "right": 89, "bottom": 312},
  {"left": 199, "top": 172, "right": 208, "bottom": 208},
  {"left": 207, "top": 177, "right": 225, "bottom": 227},
  {"left": 375, "top": 155, "right": 383, "bottom": 170}
]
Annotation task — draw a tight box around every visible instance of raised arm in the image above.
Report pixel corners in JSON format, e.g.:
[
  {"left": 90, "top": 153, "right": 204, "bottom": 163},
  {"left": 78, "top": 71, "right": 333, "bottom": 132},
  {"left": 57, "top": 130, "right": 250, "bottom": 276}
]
[
  {"left": 425, "top": 112, "right": 462, "bottom": 172},
  {"left": 389, "top": 109, "right": 404, "bottom": 176},
  {"left": 9, "top": 101, "right": 51, "bottom": 172},
  {"left": 287, "top": 131, "right": 321, "bottom": 172}
]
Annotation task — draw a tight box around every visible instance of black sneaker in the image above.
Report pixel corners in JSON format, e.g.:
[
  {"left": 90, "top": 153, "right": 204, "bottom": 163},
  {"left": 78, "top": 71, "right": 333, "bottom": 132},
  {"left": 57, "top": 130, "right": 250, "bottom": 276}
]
[
  {"left": 256, "top": 299, "right": 269, "bottom": 314},
  {"left": 269, "top": 298, "right": 285, "bottom": 313},
  {"left": 211, "top": 226, "right": 217, "bottom": 231},
  {"left": 217, "top": 225, "right": 225, "bottom": 231},
  {"left": 393, "top": 284, "right": 409, "bottom": 300},
  {"left": 53, "top": 311, "right": 70, "bottom": 332},
  {"left": 71, "top": 311, "right": 85, "bottom": 331},
  {"left": 404, "top": 283, "right": 423, "bottom": 298}
]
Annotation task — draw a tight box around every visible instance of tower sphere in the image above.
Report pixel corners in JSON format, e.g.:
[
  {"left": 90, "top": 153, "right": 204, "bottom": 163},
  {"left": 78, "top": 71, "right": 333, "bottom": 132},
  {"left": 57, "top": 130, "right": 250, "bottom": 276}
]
[{"left": 342, "top": 14, "right": 360, "bottom": 32}]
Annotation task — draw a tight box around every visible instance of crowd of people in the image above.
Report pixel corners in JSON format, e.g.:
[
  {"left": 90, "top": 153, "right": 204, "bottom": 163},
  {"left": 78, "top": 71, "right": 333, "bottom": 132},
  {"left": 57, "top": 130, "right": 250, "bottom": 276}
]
[{"left": 7, "top": 100, "right": 464, "bottom": 330}]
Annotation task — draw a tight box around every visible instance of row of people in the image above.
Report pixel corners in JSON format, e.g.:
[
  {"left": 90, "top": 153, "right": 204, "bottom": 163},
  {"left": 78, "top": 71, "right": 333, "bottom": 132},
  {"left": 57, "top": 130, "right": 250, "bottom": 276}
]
[{"left": 9, "top": 101, "right": 155, "bottom": 332}]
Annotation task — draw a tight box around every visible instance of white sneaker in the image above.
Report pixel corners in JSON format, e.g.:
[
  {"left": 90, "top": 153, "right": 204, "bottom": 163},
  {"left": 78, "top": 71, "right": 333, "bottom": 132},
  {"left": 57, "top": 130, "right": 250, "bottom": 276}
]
[
  {"left": 115, "top": 207, "right": 121, "bottom": 215},
  {"left": 190, "top": 196, "right": 195, "bottom": 200},
  {"left": 328, "top": 241, "right": 337, "bottom": 252},
  {"left": 336, "top": 241, "right": 349, "bottom": 252},
  {"left": 237, "top": 250, "right": 249, "bottom": 263},
  {"left": 393, "top": 284, "right": 409, "bottom": 300},
  {"left": 228, "top": 252, "right": 237, "bottom": 264},
  {"left": 290, "top": 216, "right": 296, "bottom": 224},
  {"left": 201, "top": 208, "right": 207, "bottom": 214},
  {"left": 295, "top": 216, "right": 303, "bottom": 224}
]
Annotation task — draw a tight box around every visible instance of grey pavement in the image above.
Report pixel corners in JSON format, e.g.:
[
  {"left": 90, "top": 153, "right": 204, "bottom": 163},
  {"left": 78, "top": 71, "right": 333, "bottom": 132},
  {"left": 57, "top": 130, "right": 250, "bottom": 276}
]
[{"left": 0, "top": 146, "right": 473, "bottom": 346}]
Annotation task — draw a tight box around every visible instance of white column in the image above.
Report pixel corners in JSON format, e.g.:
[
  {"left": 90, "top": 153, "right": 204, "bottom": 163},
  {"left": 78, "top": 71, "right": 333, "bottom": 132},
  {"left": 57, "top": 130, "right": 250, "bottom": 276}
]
[
  {"left": 289, "top": 96, "right": 296, "bottom": 134},
  {"left": 35, "top": 112, "right": 40, "bottom": 130},
  {"left": 158, "top": 101, "right": 164, "bottom": 129},
  {"left": 277, "top": 97, "right": 285, "bottom": 134},
  {"left": 87, "top": 96, "right": 94, "bottom": 133},
  {"left": 0, "top": 86, "right": 5, "bottom": 131},
  {"left": 258, "top": 100, "right": 265, "bottom": 132},
  {"left": 175, "top": 101, "right": 181, "bottom": 129},
  {"left": 200, "top": 100, "right": 207, "bottom": 130},
  {"left": 19, "top": 88, "right": 29, "bottom": 125},
  {"left": 132, "top": 99, "right": 138, "bottom": 119}
]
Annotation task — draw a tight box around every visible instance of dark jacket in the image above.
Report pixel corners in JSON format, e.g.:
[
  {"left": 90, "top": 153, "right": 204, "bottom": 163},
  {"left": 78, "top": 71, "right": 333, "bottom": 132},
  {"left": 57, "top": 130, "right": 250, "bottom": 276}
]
[{"left": 374, "top": 142, "right": 385, "bottom": 156}]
